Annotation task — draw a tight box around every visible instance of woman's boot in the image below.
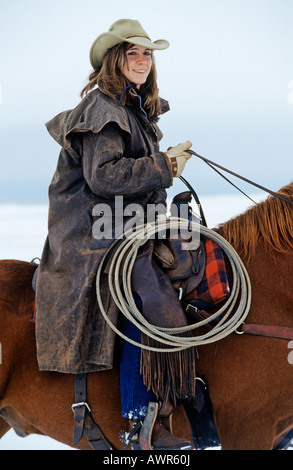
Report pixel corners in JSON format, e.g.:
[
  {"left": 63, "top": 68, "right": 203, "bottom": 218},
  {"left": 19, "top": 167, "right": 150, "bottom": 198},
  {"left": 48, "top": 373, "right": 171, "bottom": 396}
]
[{"left": 127, "top": 401, "right": 192, "bottom": 450}]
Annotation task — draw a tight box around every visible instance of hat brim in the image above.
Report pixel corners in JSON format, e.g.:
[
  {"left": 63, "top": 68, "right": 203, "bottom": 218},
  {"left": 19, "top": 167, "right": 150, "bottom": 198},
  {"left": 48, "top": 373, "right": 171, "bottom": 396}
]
[{"left": 90, "top": 32, "right": 169, "bottom": 70}]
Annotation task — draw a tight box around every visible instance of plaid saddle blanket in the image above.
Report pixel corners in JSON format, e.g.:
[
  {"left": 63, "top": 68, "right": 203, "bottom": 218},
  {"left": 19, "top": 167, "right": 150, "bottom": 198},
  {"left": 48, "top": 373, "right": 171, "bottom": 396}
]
[{"left": 184, "top": 236, "right": 230, "bottom": 310}]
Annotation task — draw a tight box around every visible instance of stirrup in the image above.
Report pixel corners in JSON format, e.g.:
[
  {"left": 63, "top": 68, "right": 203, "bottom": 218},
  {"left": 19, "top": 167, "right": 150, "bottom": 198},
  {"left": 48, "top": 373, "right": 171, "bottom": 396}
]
[
  {"left": 121, "top": 402, "right": 158, "bottom": 450},
  {"left": 120, "top": 402, "right": 159, "bottom": 450},
  {"left": 138, "top": 402, "right": 159, "bottom": 450},
  {"left": 139, "top": 401, "right": 192, "bottom": 451},
  {"left": 123, "top": 401, "right": 192, "bottom": 450}
]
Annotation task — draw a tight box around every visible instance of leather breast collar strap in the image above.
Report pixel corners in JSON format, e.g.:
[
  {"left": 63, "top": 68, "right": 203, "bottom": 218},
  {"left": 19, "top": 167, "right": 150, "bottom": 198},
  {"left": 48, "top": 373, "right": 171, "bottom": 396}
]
[{"left": 240, "top": 323, "right": 293, "bottom": 341}]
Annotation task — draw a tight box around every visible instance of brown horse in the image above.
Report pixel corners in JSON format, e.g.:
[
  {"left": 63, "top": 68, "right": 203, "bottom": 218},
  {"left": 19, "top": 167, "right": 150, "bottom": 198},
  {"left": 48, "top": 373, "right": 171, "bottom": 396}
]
[{"left": 1, "top": 182, "right": 293, "bottom": 450}]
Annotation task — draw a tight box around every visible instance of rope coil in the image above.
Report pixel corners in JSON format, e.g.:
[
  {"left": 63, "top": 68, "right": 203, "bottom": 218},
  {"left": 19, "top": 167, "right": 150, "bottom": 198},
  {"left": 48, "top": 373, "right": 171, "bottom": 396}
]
[{"left": 96, "top": 218, "right": 251, "bottom": 352}]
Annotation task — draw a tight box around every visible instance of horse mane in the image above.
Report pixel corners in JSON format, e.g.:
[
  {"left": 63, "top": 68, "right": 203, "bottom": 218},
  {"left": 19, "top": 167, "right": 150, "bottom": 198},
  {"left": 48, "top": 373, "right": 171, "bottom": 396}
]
[{"left": 217, "top": 181, "right": 293, "bottom": 261}]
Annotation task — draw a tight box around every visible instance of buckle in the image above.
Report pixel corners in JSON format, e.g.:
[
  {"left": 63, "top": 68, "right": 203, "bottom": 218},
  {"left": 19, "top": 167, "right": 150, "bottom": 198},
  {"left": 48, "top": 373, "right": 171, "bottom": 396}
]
[
  {"left": 186, "top": 303, "right": 198, "bottom": 313},
  {"left": 71, "top": 401, "right": 91, "bottom": 413}
]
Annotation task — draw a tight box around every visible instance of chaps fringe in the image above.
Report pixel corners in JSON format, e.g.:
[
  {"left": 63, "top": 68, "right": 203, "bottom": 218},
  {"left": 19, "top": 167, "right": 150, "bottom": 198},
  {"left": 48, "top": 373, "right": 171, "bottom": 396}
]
[{"left": 140, "top": 333, "right": 197, "bottom": 404}]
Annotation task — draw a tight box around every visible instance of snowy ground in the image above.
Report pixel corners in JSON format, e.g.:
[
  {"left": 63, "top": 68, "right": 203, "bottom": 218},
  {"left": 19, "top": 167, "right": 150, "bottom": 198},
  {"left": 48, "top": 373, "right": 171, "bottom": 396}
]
[{"left": 0, "top": 192, "right": 279, "bottom": 450}]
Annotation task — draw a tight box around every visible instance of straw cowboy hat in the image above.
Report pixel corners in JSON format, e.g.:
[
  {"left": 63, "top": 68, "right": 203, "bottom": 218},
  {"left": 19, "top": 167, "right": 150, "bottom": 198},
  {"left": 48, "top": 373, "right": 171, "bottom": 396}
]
[{"left": 89, "top": 19, "right": 169, "bottom": 70}]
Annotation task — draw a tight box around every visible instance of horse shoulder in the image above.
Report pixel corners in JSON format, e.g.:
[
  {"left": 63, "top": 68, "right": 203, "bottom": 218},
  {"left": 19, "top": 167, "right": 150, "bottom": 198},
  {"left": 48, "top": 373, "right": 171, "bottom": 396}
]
[{"left": 0, "top": 406, "right": 43, "bottom": 438}]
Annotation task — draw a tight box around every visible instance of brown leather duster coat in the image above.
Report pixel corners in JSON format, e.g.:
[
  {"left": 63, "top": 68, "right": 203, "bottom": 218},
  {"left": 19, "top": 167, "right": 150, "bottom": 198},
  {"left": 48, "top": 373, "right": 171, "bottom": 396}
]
[{"left": 35, "top": 88, "right": 173, "bottom": 374}]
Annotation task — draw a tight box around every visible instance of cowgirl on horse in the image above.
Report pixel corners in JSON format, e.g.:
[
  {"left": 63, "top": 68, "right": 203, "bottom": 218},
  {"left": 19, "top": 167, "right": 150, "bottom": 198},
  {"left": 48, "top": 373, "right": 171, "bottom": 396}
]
[{"left": 35, "top": 19, "right": 195, "bottom": 450}]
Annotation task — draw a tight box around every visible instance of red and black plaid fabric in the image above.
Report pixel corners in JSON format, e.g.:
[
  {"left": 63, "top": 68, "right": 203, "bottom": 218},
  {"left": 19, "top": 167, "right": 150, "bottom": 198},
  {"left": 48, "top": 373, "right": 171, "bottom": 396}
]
[{"left": 184, "top": 236, "right": 230, "bottom": 310}]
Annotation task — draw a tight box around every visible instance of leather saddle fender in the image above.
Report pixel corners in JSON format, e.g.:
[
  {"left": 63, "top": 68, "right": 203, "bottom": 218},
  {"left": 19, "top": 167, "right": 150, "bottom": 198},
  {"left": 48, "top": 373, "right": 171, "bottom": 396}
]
[
  {"left": 131, "top": 240, "right": 187, "bottom": 329},
  {"left": 152, "top": 190, "right": 206, "bottom": 298},
  {"left": 153, "top": 237, "right": 206, "bottom": 297}
]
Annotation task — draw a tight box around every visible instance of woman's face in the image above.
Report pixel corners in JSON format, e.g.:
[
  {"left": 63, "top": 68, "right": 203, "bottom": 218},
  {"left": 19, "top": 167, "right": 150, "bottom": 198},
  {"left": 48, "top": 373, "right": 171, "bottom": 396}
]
[{"left": 122, "top": 45, "right": 152, "bottom": 88}]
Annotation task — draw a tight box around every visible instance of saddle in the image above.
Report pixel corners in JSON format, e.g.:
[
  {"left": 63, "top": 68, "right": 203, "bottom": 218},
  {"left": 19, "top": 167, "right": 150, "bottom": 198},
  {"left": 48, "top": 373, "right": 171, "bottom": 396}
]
[
  {"left": 153, "top": 191, "right": 205, "bottom": 292},
  {"left": 153, "top": 191, "right": 229, "bottom": 312}
]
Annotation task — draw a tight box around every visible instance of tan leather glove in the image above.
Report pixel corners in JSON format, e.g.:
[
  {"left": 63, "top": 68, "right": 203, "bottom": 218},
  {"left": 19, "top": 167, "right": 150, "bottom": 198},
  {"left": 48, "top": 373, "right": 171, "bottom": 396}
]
[{"left": 164, "top": 141, "right": 192, "bottom": 177}]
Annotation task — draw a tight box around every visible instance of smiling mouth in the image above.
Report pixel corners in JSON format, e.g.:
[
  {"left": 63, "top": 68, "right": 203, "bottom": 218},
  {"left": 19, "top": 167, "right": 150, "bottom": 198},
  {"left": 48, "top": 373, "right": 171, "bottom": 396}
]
[{"left": 133, "top": 70, "right": 147, "bottom": 74}]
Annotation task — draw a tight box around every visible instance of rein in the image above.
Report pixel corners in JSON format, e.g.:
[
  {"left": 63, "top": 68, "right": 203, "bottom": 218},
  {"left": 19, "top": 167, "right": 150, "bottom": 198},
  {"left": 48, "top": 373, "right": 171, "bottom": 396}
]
[{"left": 187, "top": 149, "right": 293, "bottom": 207}]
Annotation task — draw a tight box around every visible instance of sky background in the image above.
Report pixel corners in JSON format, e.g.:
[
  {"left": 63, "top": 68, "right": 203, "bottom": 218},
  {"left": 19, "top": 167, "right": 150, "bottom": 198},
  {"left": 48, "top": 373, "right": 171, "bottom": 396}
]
[{"left": 0, "top": 0, "right": 292, "bottom": 204}]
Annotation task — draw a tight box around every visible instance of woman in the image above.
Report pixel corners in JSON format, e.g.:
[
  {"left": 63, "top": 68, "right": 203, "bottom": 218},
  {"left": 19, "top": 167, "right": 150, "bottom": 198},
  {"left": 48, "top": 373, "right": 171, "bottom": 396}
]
[{"left": 36, "top": 19, "right": 193, "bottom": 450}]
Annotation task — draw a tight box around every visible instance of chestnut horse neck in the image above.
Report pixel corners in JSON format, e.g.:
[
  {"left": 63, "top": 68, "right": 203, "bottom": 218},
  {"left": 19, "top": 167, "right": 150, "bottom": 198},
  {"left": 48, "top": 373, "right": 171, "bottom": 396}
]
[
  {"left": 218, "top": 180, "right": 293, "bottom": 341},
  {"left": 218, "top": 181, "right": 293, "bottom": 262}
]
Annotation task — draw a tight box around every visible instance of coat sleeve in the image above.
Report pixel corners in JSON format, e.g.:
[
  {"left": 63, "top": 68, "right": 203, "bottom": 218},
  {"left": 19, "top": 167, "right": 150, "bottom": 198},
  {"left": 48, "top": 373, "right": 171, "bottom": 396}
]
[{"left": 81, "top": 123, "right": 173, "bottom": 198}]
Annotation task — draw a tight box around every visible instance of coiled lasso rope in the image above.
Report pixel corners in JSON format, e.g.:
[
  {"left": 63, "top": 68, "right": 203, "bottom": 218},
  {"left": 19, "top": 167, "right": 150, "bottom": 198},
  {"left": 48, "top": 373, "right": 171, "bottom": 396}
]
[{"left": 96, "top": 218, "right": 251, "bottom": 352}]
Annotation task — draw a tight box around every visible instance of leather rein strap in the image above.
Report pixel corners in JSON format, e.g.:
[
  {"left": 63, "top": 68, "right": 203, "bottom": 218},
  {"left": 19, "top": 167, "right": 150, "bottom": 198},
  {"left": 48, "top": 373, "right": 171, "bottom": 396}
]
[
  {"left": 72, "top": 373, "right": 114, "bottom": 450},
  {"left": 187, "top": 150, "right": 293, "bottom": 207},
  {"left": 240, "top": 324, "right": 293, "bottom": 341}
]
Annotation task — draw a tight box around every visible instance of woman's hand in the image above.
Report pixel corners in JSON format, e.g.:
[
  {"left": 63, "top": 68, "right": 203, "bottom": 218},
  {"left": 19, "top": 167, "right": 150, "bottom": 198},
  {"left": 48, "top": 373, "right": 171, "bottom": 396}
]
[{"left": 164, "top": 141, "right": 192, "bottom": 177}]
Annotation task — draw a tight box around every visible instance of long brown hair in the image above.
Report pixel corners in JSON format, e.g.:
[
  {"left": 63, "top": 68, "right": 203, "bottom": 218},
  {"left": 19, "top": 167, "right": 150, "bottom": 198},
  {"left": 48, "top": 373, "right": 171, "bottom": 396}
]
[{"left": 81, "top": 42, "right": 161, "bottom": 121}]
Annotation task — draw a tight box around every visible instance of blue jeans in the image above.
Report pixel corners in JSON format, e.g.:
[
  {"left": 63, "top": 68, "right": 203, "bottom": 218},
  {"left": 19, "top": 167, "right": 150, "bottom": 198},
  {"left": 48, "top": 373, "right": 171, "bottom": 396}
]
[{"left": 120, "top": 295, "right": 155, "bottom": 419}]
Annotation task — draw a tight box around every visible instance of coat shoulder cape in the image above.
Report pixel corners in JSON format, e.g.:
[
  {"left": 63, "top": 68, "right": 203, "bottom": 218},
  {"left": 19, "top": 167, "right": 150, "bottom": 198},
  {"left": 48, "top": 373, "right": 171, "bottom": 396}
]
[{"left": 45, "top": 88, "right": 170, "bottom": 149}]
